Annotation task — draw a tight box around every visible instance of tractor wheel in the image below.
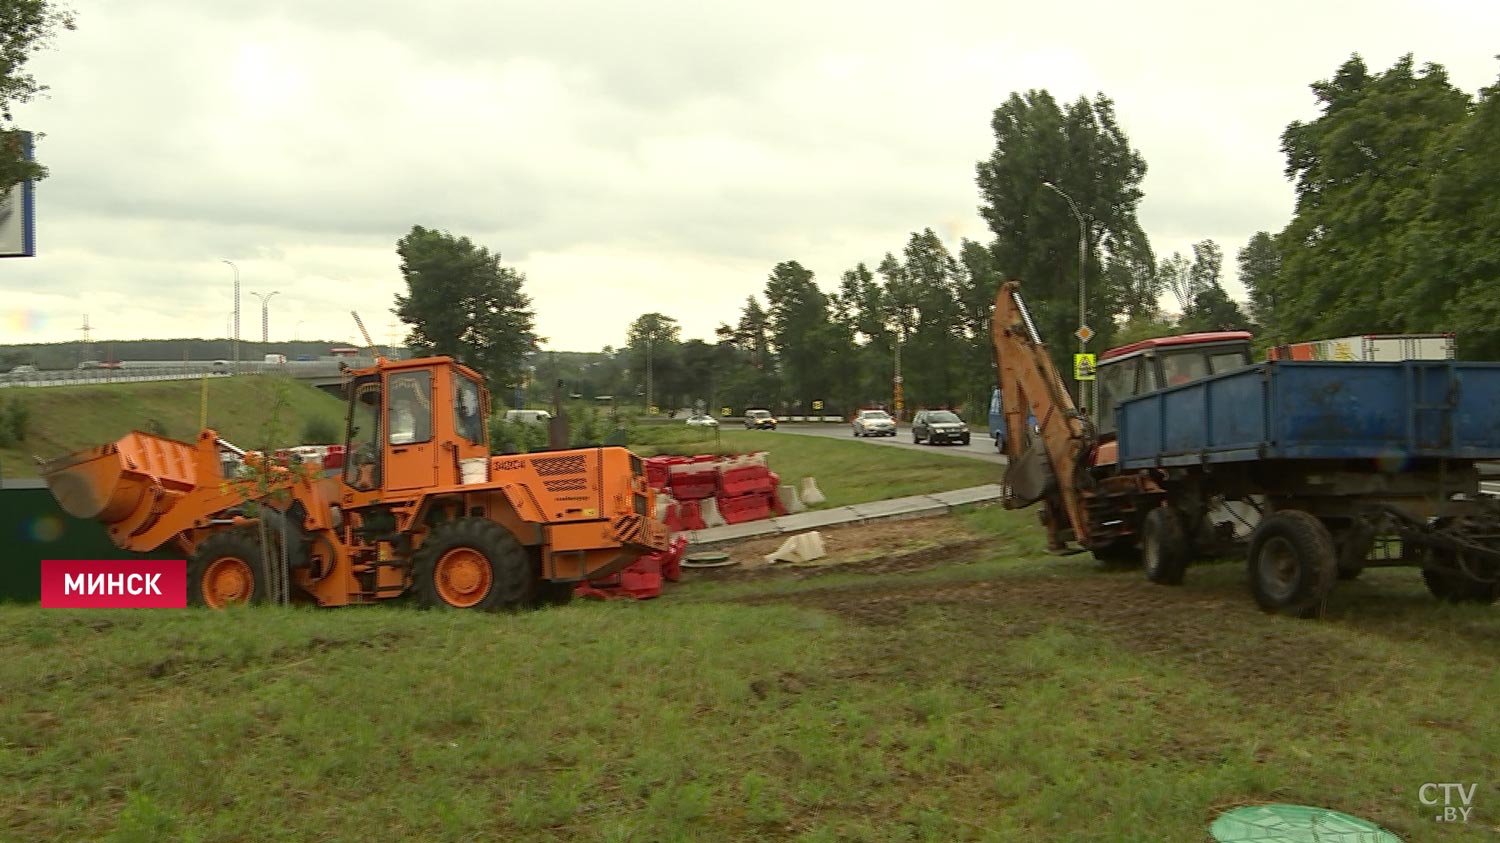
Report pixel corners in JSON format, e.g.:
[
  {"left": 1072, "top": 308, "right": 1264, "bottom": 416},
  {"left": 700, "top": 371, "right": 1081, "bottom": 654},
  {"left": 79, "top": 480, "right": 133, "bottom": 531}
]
[
  {"left": 1142, "top": 507, "right": 1188, "bottom": 585},
  {"left": 413, "top": 518, "right": 537, "bottom": 611},
  {"left": 1421, "top": 556, "right": 1500, "bottom": 604},
  {"left": 188, "top": 529, "right": 269, "bottom": 609},
  {"left": 1246, "top": 511, "right": 1338, "bottom": 618}
]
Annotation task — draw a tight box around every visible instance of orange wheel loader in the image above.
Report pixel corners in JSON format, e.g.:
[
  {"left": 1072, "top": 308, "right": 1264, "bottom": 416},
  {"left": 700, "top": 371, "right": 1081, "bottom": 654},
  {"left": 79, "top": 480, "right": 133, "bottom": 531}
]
[{"left": 38, "top": 355, "right": 670, "bottom": 610}]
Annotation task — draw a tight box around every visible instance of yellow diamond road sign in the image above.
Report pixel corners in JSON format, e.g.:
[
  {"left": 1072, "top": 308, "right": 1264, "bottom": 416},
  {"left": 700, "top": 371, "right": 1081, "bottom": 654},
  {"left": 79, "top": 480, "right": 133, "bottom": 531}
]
[{"left": 1075, "top": 326, "right": 1094, "bottom": 343}]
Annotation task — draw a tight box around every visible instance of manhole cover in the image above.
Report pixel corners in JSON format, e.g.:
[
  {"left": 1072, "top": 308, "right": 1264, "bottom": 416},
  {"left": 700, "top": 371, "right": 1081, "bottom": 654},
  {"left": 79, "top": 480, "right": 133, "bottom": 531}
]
[
  {"left": 1210, "top": 804, "right": 1402, "bottom": 843},
  {"left": 681, "top": 552, "right": 736, "bottom": 569}
]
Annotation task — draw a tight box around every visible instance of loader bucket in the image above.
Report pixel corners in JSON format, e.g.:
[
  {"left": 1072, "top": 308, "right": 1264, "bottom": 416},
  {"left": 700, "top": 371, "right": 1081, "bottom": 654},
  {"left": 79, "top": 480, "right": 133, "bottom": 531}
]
[{"left": 40, "top": 431, "right": 216, "bottom": 549}]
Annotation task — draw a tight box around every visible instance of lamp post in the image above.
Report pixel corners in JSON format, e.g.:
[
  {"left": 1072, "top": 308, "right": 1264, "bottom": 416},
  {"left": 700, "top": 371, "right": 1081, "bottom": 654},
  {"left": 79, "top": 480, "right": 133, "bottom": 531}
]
[
  {"left": 645, "top": 332, "right": 654, "bottom": 413},
  {"left": 250, "top": 291, "right": 281, "bottom": 345},
  {"left": 222, "top": 260, "right": 239, "bottom": 371},
  {"left": 295, "top": 320, "right": 305, "bottom": 342},
  {"left": 1041, "top": 180, "right": 1091, "bottom": 417}
]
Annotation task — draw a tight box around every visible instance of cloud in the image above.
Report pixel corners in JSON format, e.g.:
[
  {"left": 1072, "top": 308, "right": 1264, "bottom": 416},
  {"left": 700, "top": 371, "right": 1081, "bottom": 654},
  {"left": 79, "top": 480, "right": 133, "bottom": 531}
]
[{"left": 3, "top": 0, "right": 1497, "bottom": 352}]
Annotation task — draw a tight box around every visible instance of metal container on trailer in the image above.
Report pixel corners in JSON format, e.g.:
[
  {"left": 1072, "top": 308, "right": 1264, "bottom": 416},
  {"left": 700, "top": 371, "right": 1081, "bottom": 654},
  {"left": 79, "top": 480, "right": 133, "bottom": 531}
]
[{"left": 1116, "top": 360, "right": 1500, "bottom": 469}]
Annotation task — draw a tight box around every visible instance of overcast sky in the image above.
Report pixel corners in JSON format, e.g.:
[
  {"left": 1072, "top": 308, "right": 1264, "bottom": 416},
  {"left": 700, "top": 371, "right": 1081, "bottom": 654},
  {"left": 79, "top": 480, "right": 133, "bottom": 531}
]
[{"left": 2, "top": 0, "right": 1496, "bottom": 353}]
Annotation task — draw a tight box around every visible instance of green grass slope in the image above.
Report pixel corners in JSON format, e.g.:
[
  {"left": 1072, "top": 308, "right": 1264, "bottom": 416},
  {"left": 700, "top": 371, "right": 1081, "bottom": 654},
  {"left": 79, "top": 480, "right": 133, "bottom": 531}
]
[{"left": 0, "top": 377, "right": 345, "bottom": 480}]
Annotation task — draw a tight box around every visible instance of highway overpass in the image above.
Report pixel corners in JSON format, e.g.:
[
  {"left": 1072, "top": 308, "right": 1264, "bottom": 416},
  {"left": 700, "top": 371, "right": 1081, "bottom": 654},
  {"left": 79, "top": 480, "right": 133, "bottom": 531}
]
[{"left": 0, "top": 358, "right": 368, "bottom": 397}]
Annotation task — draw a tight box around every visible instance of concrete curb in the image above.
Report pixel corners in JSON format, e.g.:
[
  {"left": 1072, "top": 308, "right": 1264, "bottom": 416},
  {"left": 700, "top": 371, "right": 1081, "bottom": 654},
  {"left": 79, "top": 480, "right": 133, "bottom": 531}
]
[{"left": 684, "top": 483, "right": 1006, "bottom": 548}]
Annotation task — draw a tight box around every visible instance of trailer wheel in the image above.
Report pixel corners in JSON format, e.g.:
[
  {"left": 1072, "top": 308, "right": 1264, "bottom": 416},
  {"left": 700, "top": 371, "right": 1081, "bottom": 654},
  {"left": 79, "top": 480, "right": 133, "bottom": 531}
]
[
  {"left": 1421, "top": 558, "right": 1500, "bottom": 604},
  {"left": 1247, "top": 511, "right": 1337, "bottom": 618},
  {"left": 413, "top": 518, "right": 537, "bottom": 611},
  {"left": 188, "top": 529, "right": 268, "bottom": 609},
  {"left": 1142, "top": 508, "right": 1188, "bottom": 585}
]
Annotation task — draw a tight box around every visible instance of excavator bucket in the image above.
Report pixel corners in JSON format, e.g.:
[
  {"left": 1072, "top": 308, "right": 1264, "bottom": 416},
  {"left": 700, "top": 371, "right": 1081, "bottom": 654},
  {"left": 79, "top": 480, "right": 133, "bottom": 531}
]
[{"left": 39, "top": 431, "right": 223, "bottom": 552}]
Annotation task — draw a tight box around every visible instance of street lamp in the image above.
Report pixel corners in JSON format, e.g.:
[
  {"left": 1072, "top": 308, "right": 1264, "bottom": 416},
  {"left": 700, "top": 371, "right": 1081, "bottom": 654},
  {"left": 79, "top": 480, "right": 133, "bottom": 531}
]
[
  {"left": 250, "top": 290, "right": 281, "bottom": 345},
  {"left": 295, "top": 320, "right": 305, "bottom": 342},
  {"left": 222, "top": 260, "right": 239, "bottom": 371},
  {"left": 1041, "top": 180, "right": 1091, "bottom": 417}
]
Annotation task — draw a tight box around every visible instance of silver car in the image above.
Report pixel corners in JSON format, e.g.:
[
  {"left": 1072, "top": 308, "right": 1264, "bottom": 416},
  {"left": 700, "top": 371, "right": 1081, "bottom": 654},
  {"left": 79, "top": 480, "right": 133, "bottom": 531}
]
[{"left": 852, "top": 409, "right": 897, "bottom": 437}]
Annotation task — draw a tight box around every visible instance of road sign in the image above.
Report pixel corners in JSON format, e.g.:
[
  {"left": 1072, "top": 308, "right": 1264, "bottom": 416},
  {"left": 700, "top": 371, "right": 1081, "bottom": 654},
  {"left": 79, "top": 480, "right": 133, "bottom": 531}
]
[
  {"left": 721, "top": 406, "right": 732, "bottom": 417},
  {"left": 895, "top": 399, "right": 905, "bottom": 410},
  {"left": 812, "top": 400, "right": 823, "bottom": 411},
  {"left": 1075, "top": 326, "right": 1094, "bottom": 343},
  {"left": 1074, "top": 353, "right": 1096, "bottom": 381},
  {"left": 649, "top": 405, "right": 659, "bottom": 415},
  {"left": 893, "top": 375, "right": 903, "bottom": 384}
]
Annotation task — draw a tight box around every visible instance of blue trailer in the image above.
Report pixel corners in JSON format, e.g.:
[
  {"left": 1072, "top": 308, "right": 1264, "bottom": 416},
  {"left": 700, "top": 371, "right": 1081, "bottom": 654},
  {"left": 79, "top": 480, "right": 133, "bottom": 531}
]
[{"left": 1112, "top": 360, "right": 1500, "bottom": 614}]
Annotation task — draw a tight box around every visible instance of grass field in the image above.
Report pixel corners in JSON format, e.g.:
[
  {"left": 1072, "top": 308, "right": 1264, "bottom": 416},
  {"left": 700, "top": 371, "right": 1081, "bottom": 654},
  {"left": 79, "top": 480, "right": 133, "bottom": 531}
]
[
  {"left": 0, "top": 377, "right": 345, "bottom": 481},
  {"left": 629, "top": 426, "right": 999, "bottom": 508},
  {"left": 4, "top": 505, "right": 1497, "bottom": 842}
]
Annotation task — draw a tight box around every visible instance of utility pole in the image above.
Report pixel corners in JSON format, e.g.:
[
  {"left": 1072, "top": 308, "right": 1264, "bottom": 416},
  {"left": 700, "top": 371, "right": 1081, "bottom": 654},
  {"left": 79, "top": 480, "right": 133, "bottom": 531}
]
[{"left": 222, "top": 260, "right": 239, "bottom": 372}]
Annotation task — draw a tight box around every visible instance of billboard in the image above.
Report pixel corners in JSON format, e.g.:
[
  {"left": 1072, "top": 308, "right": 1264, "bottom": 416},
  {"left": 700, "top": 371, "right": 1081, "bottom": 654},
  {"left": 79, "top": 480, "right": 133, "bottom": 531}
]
[{"left": 0, "top": 131, "right": 35, "bottom": 258}]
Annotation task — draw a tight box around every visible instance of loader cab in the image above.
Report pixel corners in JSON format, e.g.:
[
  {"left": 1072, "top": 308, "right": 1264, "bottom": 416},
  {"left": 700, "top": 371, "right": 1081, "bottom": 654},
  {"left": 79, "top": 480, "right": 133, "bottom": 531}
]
[
  {"left": 343, "top": 357, "right": 492, "bottom": 496},
  {"left": 1095, "top": 331, "right": 1252, "bottom": 436}
]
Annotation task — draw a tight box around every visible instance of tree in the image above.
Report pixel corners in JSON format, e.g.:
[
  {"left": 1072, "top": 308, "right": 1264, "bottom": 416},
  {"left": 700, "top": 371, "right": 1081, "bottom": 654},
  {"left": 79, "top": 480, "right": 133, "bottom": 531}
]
[
  {"left": 1236, "top": 231, "right": 1281, "bottom": 329},
  {"left": 625, "top": 313, "right": 680, "bottom": 409},
  {"left": 1274, "top": 54, "right": 1471, "bottom": 341},
  {"left": 393, "top": 226, "right": 537, "bottom": 389},
  {"left": 1158, "top": 252, "right": 1192, "bottom": 315},
  {"left": 976, "top": 90, "right": 1150, "bottom": 381},
  {"left": 764, "top": 261, "right": 842, "bottom": 412},
  {"left": 0, "top": 1, "right": 74, "bottom": 188},
  {"left": 1415, "top": 69, "right": 1500, "bottom": 358},
  {"left": 1180, "top": 287, "right": 1251, "bottom": 333}
]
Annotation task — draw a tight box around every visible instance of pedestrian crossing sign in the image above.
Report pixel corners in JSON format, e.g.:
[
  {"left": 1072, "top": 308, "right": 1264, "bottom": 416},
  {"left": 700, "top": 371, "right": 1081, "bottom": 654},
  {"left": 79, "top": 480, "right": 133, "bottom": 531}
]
[{"left": 1074, "top": 353, "right": 1096, "bottom": 381}]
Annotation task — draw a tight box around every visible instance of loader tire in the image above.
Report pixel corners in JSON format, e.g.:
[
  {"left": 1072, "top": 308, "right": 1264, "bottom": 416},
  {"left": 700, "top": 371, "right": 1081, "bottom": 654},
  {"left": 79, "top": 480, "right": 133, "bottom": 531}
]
[
  {"left": 1142, "top": 507, "right": 1188, "bottom": 586},
  {"left": 1421, "top": 559, "right": 1500, "bottom": 604},
  {"left": 1247, "top": 510, "right": 1338, "bottom": 619},
  {"left": 413, "top": 518, "right": 536, "bottom": 611},
  {"left": 535, "top": 580, "right": 577, "bottom": 608},
  {"left": 188, "top": 529, "right": 269, "bottom": 609}
]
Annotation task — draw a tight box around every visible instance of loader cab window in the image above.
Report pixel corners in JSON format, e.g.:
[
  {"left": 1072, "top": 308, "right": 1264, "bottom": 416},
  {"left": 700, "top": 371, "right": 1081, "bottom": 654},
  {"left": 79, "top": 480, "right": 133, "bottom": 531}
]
[
  {"left": 454, "top": 374, "right": 485, "bottom": 444},
  {"left": 345, "top": 380, "right": 383, "bottom": 491},
  {"left": 387, "top": 371, "right": 433, "bottom": 445},
  {"left": 1210, "top": 350, "right": 1250, "bottom": 374}
]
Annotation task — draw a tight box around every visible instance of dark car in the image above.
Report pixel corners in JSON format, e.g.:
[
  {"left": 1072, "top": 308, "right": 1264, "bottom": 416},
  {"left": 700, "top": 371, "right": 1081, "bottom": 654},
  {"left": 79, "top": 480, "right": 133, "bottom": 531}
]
[
  {"left": 744, "top": 409, "right": 778, "bottom": 430},
  {"left": 912, "top": 409, "right": 970, "bottom": 446}
]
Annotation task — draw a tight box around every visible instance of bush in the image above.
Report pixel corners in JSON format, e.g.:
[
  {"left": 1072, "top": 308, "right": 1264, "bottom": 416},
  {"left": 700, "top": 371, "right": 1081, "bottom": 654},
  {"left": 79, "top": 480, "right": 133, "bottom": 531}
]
[
  {"left": 489, "top": 417, "right": 548, "bottom": 454},
  {"left": 302, "top": 415, "right": 342, "bottom": 445},
  {"left": 144, "top": 418, "right": 169, "bottom": 438},
  {"left": 0, "top": 397, "right": 27, "bottom": 445}
]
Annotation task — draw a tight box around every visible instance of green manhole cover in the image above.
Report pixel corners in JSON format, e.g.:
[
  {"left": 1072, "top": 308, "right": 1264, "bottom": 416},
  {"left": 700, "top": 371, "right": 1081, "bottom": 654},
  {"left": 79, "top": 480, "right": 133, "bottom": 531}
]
[{"left": 1211, "top": 804, "right": 1402, "bottom": 842}]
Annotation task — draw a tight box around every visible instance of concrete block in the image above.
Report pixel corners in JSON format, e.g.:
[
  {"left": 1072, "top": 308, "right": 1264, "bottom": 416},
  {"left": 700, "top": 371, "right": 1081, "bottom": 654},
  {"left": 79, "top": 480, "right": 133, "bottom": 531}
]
[
  {"left": 687, "top": 520, "right": 781, "bottom": 547},
  {"left": 848, "top": 496, "right": 948, "bottom": 520},
  {"left": 927, "top": 483, "right": 1007, "bottom": 507},
  {"left": 773, "top": 507, "right": 861, "bottom": 531}
]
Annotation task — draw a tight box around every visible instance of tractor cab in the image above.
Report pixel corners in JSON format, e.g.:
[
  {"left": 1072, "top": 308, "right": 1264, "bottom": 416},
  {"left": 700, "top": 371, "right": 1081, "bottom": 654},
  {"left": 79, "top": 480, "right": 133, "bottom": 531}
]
[
  {"left": 1094, "top": 331, "right": 1253, "bottom": 437},
  {"left": 343, "top": 357, "right": 491, "bottom": 496}
]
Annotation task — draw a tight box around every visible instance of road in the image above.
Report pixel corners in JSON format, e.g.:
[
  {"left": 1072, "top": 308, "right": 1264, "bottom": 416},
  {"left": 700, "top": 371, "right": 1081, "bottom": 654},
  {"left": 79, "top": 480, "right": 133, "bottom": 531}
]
[{"left": 775, "top": 422, "right": 1008, "bottom": 465}]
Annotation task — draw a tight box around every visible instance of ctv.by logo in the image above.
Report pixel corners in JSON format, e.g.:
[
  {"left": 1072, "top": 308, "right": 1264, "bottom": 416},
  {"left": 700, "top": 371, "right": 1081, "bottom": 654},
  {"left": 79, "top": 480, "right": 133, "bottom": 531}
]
[{"left": 1420, "top": 782, "right": 1477, "bottom": 823}]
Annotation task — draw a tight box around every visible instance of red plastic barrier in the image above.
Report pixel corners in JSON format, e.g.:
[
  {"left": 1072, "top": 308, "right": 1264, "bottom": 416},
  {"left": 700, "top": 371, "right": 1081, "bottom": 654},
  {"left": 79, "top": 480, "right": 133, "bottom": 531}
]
[
  {"left": 719, "top": 464, "right": 774, "bottom": 497},
  {"left": 719, "top": 491, "right": 772, "bottom": 525},
  {"left": 323, "top": 445, "right": 345, "bottom": 470},
  {"left": 768, "top": 472, "right": 787, "bottom": 516},
  {"left": 574, "top": 537, "right": 686, "bottom": 600},
  {"left": 669, "top": 472, "right": 718, "bottom": 501},
  {"left": 679, "top": 499, "right": 706, "bottom": 532},
  {"left": 660, "top": 536, "right": 687, "bottom": 582}
]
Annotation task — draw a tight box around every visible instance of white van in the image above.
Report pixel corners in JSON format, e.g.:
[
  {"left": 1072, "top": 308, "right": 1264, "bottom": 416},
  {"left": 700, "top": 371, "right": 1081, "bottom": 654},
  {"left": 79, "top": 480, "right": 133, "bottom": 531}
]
[{"left": 504, "top": 409, "right": 552, "bottom": 425}]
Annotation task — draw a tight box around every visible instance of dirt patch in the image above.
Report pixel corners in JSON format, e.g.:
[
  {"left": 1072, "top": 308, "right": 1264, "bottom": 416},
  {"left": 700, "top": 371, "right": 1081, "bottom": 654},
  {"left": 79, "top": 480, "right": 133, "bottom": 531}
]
[{"left": 683, "top": 514, "right": 995, "bottom": 581}]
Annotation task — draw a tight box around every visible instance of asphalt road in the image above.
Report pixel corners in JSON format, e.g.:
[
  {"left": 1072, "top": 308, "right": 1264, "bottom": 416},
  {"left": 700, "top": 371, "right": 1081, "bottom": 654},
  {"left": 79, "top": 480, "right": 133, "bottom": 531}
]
[{"left": 773, "top": 422, "right": 1008, "bottom": 465}]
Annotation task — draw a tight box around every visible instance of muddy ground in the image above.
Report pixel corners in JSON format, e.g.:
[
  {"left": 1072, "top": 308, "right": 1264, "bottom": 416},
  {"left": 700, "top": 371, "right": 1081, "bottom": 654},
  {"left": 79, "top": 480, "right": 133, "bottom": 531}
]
[{"left": 677, "top": 513, "right": 1500, "bottom": 709}]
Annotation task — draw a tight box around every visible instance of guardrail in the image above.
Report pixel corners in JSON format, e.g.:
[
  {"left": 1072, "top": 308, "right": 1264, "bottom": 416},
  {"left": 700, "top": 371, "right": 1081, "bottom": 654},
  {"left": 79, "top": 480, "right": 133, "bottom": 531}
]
[{"left": 0, "top": 360, "right": 357, "bottom": 389}]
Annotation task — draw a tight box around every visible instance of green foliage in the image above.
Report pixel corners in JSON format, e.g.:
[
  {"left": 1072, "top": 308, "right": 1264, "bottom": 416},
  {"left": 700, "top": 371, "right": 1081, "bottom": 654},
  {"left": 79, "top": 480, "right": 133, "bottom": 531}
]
[
  {"left": 1112, "top": 314, "right": 1179, "bottom": 346},
  {"left": 1179, "top": 287, "right": 1252, "bottom": 333},
  {"left": 1236, "top": 231, "right": 1281, "bottom": 328},
  {"left": 301, "top": 414, "right": 341, "bottom": 445},
  {"left": 488, "top": 416, "right": 547, "bottom": 454},
  {"left": 393, "top": 226, "right": 537, "bottom": 390},
  {"left": 1273, "top": 54, "right": 1472, "bottom": 344},
  {"left": 142, "top": 417, "right": 168, "bottom": 438},
  {"left": 976, "top": 90, "right": 1152, "bottom": 375},
  {"left": 0, "top": 2, "right": 75, "bottom": 188}
]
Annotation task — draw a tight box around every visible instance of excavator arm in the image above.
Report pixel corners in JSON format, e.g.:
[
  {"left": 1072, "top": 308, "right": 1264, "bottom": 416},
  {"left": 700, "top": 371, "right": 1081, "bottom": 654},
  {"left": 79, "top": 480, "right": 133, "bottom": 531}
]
[{"left": 990, "top": 279, "right": 1096, "bottom": 552}]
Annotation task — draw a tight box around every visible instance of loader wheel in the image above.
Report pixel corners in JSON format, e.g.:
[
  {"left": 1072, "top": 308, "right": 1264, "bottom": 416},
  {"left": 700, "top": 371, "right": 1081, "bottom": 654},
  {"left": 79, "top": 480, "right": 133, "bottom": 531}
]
[
  {"left": 535, "top": 580, "right": 577, "bottom": 608},
  {"left": 1247, "top": 511, "right": 1338, "bottom": 618},
  {"left": 1142, "top": 507, "right": 1188, "bottom": 585},
  {"left": 189, "top": 530, "right": 267, "bottom": 609},
  {"left": 1421, "top": 555, "right": 1500, "bottom": 604},
  {"left": 413, "top": 518, "right": 536, "bottom": 611}
]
